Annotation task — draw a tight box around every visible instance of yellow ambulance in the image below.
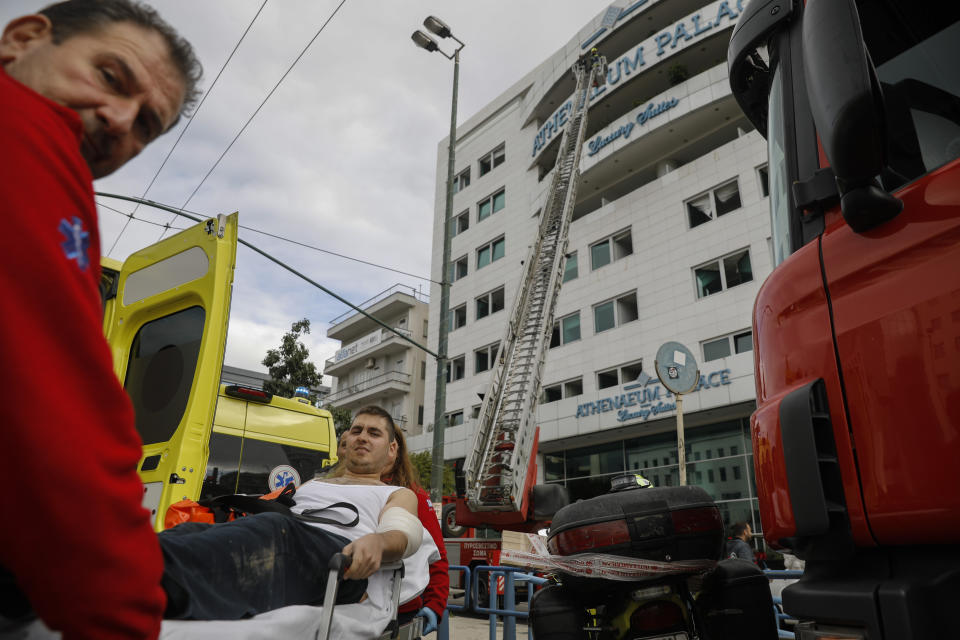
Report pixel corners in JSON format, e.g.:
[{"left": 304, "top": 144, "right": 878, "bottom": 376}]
[{"left": 99, "top": 213, "right": 337, "bottom": 531}]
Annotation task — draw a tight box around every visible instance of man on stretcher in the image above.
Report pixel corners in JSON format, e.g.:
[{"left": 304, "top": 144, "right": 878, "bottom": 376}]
[{"left": 158, "top": 406, "right": 432, "bottom": 622}]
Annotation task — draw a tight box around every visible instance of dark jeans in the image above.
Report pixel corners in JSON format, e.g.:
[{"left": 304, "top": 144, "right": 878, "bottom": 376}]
[{"left": 159, "top": 512, "right": 367, "bottom": 620}]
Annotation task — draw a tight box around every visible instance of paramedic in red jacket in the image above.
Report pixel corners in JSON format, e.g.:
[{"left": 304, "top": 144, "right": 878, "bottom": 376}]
[
  {"left": 0, "top": 1, "right": 200, "bottom": 638},
  {"left": 335, "top": 406, "right": 450, "bottom": 633}
]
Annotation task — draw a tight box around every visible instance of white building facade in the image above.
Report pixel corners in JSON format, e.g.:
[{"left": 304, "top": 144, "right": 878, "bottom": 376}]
[
  {"left": 324, "top": 285, "right": 430, "bottom": 435},
  {"left": 410, "top": 0, "right": 771, "bottom": 531}
]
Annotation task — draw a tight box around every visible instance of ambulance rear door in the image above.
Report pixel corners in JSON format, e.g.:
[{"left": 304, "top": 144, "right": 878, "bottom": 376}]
[{"left": 107, "top": 213, "right": 238, "bottom": 531}]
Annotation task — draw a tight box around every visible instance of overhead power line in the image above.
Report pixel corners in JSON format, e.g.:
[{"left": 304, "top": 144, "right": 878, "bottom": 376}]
[
  {"left": 96, "top": 199, "right": 436, "bottom": 284},
  {"left": 170, "top": 0, "right": 349, "bottom": 219},
  {"left": 108, "top": 0, "right": 271, "bottom": 256},
  {"left": 97, "top": 200, "right": 188, "bottom": 232},
  {"left": 96, "top": 191, "right": 438, "bottom": 360},
  {"left": 238, "top": 223, "right": 438, "bottom": 283}
]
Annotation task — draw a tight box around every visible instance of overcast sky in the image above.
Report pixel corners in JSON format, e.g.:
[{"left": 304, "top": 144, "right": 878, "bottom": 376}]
[{"left": 2, "top": 0, "right": 613, "bottom": 379}]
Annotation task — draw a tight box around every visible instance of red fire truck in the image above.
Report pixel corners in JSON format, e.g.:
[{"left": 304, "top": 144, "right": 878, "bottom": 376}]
[
  {"left": 728, "top": 0, "right": 960, "bottom": 638},
  {"left": 441, "top": 496, "right": 505, "bottom": 608}
]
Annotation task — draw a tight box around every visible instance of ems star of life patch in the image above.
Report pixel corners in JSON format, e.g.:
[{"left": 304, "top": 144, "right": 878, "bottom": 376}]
[{"left": 59, "top": 216, "right": 90, "bottom": 270}]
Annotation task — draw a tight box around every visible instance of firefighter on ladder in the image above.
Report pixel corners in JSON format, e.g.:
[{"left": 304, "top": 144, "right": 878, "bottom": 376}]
[{"left": 576, "top": 47, "right": 606, "bottom": 88}]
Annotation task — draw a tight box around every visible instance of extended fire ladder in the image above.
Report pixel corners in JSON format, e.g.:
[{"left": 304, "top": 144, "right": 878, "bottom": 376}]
[{"left": 463, "top": 56, "right": 607, "bottom": 514}]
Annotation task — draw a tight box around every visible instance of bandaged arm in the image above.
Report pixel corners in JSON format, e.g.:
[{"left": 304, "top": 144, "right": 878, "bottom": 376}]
[
  {"left": 377, "top": 506, "right": 424, "bottom": 558},
  {"left": 343, "top": 487, "right": 419, "bottom": 579}
]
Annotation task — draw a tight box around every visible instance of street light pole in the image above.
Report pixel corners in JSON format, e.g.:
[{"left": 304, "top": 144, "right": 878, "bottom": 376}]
[{"left": 412, "top": 18, "right": 464, "bottom": 504}]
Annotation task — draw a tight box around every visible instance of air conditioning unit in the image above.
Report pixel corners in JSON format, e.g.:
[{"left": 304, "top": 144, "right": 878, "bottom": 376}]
[{"left": 365, "top": 357, "right": 376, "bottom": 369}]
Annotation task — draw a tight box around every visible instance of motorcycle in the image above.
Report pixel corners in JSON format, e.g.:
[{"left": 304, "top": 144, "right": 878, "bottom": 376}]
[{"left": 530, "top": 473, "right": 778, "bottom": 640}]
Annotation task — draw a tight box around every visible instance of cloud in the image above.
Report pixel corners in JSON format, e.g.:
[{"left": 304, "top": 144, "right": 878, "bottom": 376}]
[{"left": 1, "top": 0, "right": 613, "bottom": 371}]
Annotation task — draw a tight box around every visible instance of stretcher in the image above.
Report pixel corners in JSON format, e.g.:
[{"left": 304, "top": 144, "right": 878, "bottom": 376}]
[
  {"left": 3, "top": 551, "right": 434, "bottom": 640},
  {"left": 159, "top": 552, "right": 423, "bottom": 640}
]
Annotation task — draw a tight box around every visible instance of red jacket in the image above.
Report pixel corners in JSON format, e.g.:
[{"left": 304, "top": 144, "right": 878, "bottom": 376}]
[
  {"left": 0, "top": 68, "right": 165, "bottom": 639},
  {"left": 398, "top": 488, "right": 449, "bottom": 618}
]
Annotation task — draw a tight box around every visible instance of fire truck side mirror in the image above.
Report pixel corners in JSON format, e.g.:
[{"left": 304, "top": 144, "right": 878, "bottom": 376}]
[
  {"left": 726, "top": 0, "right": 794, "bottom": 137},
  {"left": 802, "top": 0, "right": 902, "bottom": 232}
]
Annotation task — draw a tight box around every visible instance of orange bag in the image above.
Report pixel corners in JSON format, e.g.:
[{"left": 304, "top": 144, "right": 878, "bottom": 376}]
[{"left": 164, "top": 485, "right": 291, "bottom": 530}]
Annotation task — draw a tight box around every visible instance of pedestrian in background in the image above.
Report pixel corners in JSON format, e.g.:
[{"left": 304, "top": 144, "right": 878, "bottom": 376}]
[{"left": 725, "top": 521, "right": 756, "bottom": 563}]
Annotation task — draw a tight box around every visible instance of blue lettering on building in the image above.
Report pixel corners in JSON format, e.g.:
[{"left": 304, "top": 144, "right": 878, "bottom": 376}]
[
  {"left": 587, "top": 97, "right": 678, "bottom": 157},
  {"left": 621, "top": 46, "right": 645, "bottom": 76},
  {"left": 532, "top": 101, "right": 573, "bottom": 157},
  {"left": 654, "top": 1, "right": 740, "bottom": 57},
  {"left": 575, "top": 369, "right": 732, "bottom": 422},
  {"left": 537, "top": 0, "right": 744, "bottom": 160}
]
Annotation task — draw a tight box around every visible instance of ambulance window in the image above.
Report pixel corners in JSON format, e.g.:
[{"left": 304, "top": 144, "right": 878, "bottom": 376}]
[
  {"left": 201, "top": 432, "right": 241, "bottom": 500},
  {"left": 236, "top": 438, "right": 330, "bottom": 494},
  {"left": 124, "top": 306, "right": 205, "bottom": 445},
  {"left": 99, "top": 266, "right": 119, "bottom": 317}
]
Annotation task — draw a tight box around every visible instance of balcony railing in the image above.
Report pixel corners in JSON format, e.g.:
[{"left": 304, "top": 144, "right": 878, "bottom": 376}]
[
  {"left": 325, "top": 370, "right": 411, "bottom": 404},
  {"left": 328, "top": 283, "right": 429, "bottom": 326},
  {"left": 326, "top": 327, "right": 413, "bottom": 369}
]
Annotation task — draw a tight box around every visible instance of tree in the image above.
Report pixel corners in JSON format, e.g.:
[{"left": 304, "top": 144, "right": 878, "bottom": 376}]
[
  {"left": 323, "top": 404, "right": 353, "bottom": 436},
  {"left": 410, "top": 450, "right": 456, "bottom": 495},
  {"left": 262, "top": 318, "right": 322, "bottom": 400}
]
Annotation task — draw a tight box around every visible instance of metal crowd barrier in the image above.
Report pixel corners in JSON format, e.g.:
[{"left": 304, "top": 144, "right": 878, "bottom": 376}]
[{"left": 470, "top": 565, "right": 547, "bottom": 640}]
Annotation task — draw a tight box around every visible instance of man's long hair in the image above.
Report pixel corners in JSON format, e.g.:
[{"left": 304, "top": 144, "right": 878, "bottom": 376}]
[{"left": 329, "top": 406, "right": 421, "bottom": 492}]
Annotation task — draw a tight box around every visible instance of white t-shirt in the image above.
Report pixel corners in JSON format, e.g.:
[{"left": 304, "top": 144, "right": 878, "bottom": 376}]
[
  {"left": 291, "top": 480, "right": 402, "bottom": 542},
  {"left": 290, "top": 481, "right": 402, "bottom": 613}
]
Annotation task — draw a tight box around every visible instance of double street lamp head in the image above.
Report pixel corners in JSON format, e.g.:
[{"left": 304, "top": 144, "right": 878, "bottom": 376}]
[
  {"left": 423, "top": 16, "right": 452, "bottom": 39},
  {"left": 411, "top": 30, "right": 439, "bottom": 52},
  {"left": 412, "top": 15, "right": 462, "bottom": 57}
]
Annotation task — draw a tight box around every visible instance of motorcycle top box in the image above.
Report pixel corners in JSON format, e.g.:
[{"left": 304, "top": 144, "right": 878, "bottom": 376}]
[{"left": 547, "top": 485, "right": 724, "bottom": 562}]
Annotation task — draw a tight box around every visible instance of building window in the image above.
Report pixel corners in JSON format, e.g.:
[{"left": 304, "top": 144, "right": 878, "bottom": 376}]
[
  {"left": 596, "top": 360, "right": 644, "bottom": 390},
  {"left": 477, "top": 236, "right": 505, "bottom": 269},
  {"left": 593, "top": 292, "right": 638, "bottom": 333},
  {"left": 445, "top": 355, "right": 465, "bottom": 382},
  {"left": 542, "top": 377, "right": 584, "bottom": 404},
  {"left": 757, "top": 165, "right": 769, "bottom": 198},
  {"left": 562, "top": 252, "right": 578, "bottom": 283},
  {"left": 694, "top": 249, "right": 753, "bottom": 299},
  {"left": 686, "top": 179, "right": 742, "bottom": 229},
  {"left": 550, "top": 312, "right": 581, "bottom": 348},
  {"left": 733, "top": 465, "right": 742, "bottom": 480},
  {"left": 471, "top": 405, "right": 481, "bottom": 419},
  {"left": 702, "top": 329, "right": 753, "bottom": 361},
  {"left": 453, "top": 168, "right": 470, "bottom": 193},
  {"left": 446, "top": 411, "right": 464, "bottom": 426},
  {"left": 448, "top": 304, "right": 467, "bottom": 331},
  {"left": 451, "top": 210, "right": 469, "bottom": 237},
  {"left": 590, "top": 229, "right": 633, "bottom": 270},
  {"left": 449, "top": 255, "right": 468, "bottom": 282},
  {"left": 476, "top": 286, "right": 505, "bottom": 320},
  {"left": 423, "top": 319, "right": 428, "bottom": 337},
  {"left": 474, "top": 342, "right": 499, "bottom": 374},
  {"left": 418, "top": 405, "right": 423, "bottom": 425},
  {"left": 477, "top": 189, "right": 505, "bottom": 222},
  {"left": 478, "top": 144, "right": 505, "bottom": 176}
]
